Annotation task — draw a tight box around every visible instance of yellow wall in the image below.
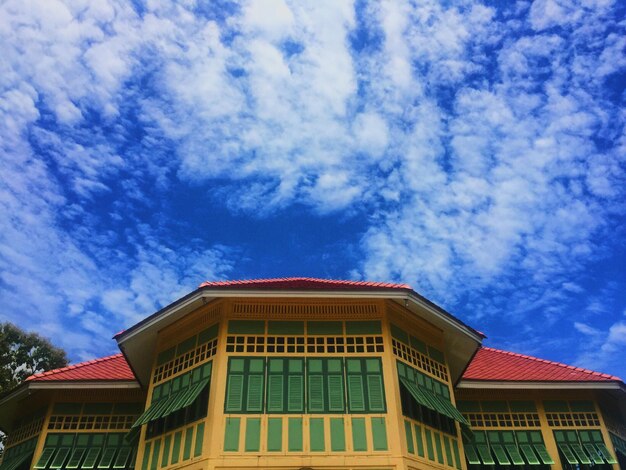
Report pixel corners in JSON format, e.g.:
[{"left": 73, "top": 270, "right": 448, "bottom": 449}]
[
  {"left": 134, "top": 297, "right": 464, "bottom": 470},
  {"left": 456, "top": 388, "right": 621, "bottom": 469}
]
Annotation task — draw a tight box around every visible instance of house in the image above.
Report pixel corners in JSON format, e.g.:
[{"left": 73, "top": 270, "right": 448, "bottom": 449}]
[{"left": 0, "top": 277, "right": 624, "bottom": 469}]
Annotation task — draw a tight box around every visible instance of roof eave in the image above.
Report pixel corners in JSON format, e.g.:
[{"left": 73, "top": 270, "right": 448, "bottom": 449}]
[
  {"left": 26, "top": 380, "right": 140, "bottom": 389},
  {"left": 457, "top": 379, "right": 626, "bottom": 391},
  {"left": 116, "top": 286, "right": 484, "bottom": 344}
]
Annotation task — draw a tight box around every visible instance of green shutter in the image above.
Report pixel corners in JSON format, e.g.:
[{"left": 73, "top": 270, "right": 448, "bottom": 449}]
[
  {"left": 50, "top": 448, "right": 70, "bottom": 469},
  {"left": 267, "top": 374, "right": 284, "bottom": 412},
  {"left": 225, "top": 375, "right": 244, "bottom": 412},
  {"left": 224, "top": 419, "right": 240, "bottom": 451},
  {"left": 149, "top": 441, "right": 160, "bottom": 470},
  {"left": 533, "top": 444, "right": 555, "bottom": 465},
  {"left": 246, "top": 374, "right": 264, "bottom": 412},
  {"left": 366, "top": 375, "right": 385, "bottom": 411},
  {"left": 183, "top": 427, "right": 193, "bottom": 460},
  {"left": 245, "top": 419, "right": 261, "bottom": 452},
  {"left": 452, "top": 439, "right": 462, "bottom": 470},
  {"left": 414, "top": 424, "right": 425, "bottom": 457},
  {"left": 404, "top": 421, "right": 415, "bottom": 454},
  {"left": 352, "top": 418, "right": 367, "bottom": 451},
  {"left": 288, "top": 418, "right": 303, "bottom": 452},
  {"left": 424, "top": 429, "right": 435, "bottom": 461},
  {"left": 434, "top": 432, "right": 444, "bottom": 464},
  {"left": 99, "top": 448, "right": 117, "bottom": 469},
  {"left": 347, "top": 375, "right": 365, "bottom": 412},
  {"left": 371, "top": 417, "right": 388, "bottom": 451},
  {"left": 83, "top": 448, "right": 101, "bottom": 469},
  {"left": 443, "top": 436, "right": 453, "bottom": 466},
  {"left": 330, "top": 418, "right": 346, "bottom": 451},
  {"left": 476, "top": 445, "right": 495, "bottom": 465},
  {"left": 558, "top": 443, "right": 579, "bottom": 465},
  {"left": 595, "top": 443, "right": 618, "bottom": 464},
  {"left": 570, "top": 443, "right": 592, "bottom": 464},
  {"left": 583, "top": 443, "right": 605, "bottom": 464},
  {"left": 34, "top": 448, "right": 57, "bottom": 469},
  {"left": 287, "top": 375, "right": 304, "bottom": 412},
  {"left": 170, "top": 432, "right": 181, "bottom": 464},
  {"left": 310, "top": 418, "right": 325, "bottom": 451},
  {"left": 140, "top": 443, "right": 150, "bottom": 470},
  {"left": 267, "top": 418, "right": 282, "bottom": 451},
  {"left": 491, "top": 444, "right": 511, "bottom": 465},
  {"left": 194, "top": 422, "right": 205, "bottom": 457},
  {"left": 327, "top": 375, "right": 345, "bottom": 412},
  {"left": 505, "top": 444, "right": 525, "bottom": 465},
  {"left": 519, "top": 444, "right": 541, "bottom": 465},
  {"left": 159, "top": 436, "right": 170, "bottom": 468},
  {"left": 308, "top": 375, "right": 325, "bottom": 412},
  {"left": 65, "top": 448, "right": 85, "bottom": 469},
  {"left": 464, "top": 444, "right": 481, "bottom": 465},
  {"left": 113, "top": 447, "right": 132, "bottom": 469}
]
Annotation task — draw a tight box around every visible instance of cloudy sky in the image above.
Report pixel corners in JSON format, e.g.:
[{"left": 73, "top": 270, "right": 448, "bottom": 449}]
[{"left": 1, "top": 0, "right": 625, "bottom": 378}]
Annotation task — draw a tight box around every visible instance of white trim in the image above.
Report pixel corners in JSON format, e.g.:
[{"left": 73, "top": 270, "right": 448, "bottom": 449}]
[
  {"left": 0, "top": 381, "right": 141, "bottom": 405},
  {"left": 457, "top": 380, "right": 625, "bottom": 390},
  {"left": 116, "top": 289, "right": 483, "bottom": 345},
  {"left": 27, "top": 381, "right": 140, "bottom": 390}
]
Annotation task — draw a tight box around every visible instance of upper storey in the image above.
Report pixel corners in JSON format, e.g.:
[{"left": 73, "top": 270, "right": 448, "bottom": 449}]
[{"left": 115, "top": 277, "right": 485, "bottom": 387}]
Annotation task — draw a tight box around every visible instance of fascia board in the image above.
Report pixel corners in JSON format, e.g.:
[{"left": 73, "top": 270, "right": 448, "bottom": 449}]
[
  {"left": 27, "top": 381, "right": 140, "bottom": 390},
  {"left": 457, "top": 380, "right": 625, "bottom": 391}
]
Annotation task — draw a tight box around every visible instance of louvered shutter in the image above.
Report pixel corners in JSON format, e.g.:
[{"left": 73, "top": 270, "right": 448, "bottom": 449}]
[
  {"left": 367, "top": 375, "right": 385, "bottom": 411},
  {"left": 225, "top": 375, "right": 244, "bottom": 412},
  {"left": 288, "top": 375, "right": 304, "bottom": 412},
  {"left": 347, "top": 375, "right": 366, "bottom": 412},
  {"left": 308, "top": 375, "right": 325, "bottom": 412},
  {"left": 267, "top": 374, "right": 284, "bottom": 412},
  {"left": 327, "top": 375, "right": 345, "bottom": 412},
  {"left": 246, "top": 374, "right": 264, "bottom": 412}
]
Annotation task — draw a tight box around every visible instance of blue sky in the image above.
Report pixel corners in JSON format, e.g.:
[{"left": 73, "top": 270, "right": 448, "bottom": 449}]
[{"left": 1, "top": 0, "right": 625, "bottom": 379}]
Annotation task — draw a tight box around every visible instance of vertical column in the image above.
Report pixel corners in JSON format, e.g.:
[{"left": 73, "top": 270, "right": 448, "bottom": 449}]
[
  {"left": 536, "top": 398, "right": 560, "bottom": 470},
  {"left": 207, "top": 304, "right": 231, "bottom": 459},
  {"left": 29, "top": 397, "right": 55, "bottom": 469},
  {"left": 380, "top": 304, "right": 410, "bottom": 468}
]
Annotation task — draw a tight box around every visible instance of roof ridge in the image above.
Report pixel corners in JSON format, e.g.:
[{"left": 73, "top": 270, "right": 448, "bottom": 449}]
[
  {"left": 482, "top": 346, "right": 621, "bottom": 381},
  {"left": 25, "top": 353, "right": 125, "bottom": 381},
  {"left": 198, "top": 277, "right": 412, "bottom": 289}
]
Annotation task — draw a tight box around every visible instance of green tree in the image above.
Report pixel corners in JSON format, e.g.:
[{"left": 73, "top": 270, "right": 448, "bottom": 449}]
[
  {"left": 0, "top": 322, "right": 69, "bottom": 458},
  {"left": 0, "top": 322, "right": 68, "bottom": 392}
]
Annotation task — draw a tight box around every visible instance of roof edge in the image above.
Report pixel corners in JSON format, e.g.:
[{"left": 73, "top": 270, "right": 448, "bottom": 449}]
[
  {"left": 198, "top": 277, "right": 412, "bottom": 290},
  {"left": 477, "top": 346, "right": 622, "bottom": 381},
  {"left": 25, "top": 353, "right": 131, "bottom": 382},
  {"left": 457, "top": 380, "right": 626, "bottom": 390}
]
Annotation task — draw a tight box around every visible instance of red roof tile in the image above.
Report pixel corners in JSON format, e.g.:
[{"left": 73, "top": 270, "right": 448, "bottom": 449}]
[
  {"left": 463, "top": 347, "right": 622, "bottom": 382},
  {"left": 199, "top": 277, "right": 411, "bottom": 290},
  {"left": 25, "top": 354, "right": 135, "bottom": 382}
]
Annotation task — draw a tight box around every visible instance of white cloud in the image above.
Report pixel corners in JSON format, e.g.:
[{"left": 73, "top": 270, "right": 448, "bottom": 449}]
[
  {"left": 0, "top": 0, "right": 624, "bottom": 376},
  {"left": 575, "top": 318, "right": 626, "bottom": 376}
]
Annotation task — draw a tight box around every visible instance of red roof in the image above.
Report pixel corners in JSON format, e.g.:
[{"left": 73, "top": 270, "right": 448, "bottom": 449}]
[
  {"left": 199, "top": 277, "right": 411, "bottom": 290},
  {"left": 463, "top": 347, "right": 622, "bottom": 382},
  {"left": 25, "top": 354, "right": 135, "bottom": 382}
]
